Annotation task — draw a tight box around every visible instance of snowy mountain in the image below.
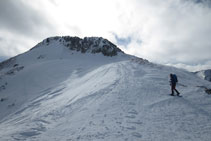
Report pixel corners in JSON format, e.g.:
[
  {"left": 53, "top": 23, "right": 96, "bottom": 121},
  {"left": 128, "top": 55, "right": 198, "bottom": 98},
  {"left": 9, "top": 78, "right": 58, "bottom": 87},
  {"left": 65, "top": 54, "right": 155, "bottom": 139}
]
[
  {"left": 0, "top": 36, "right": 211, "bottom": 141},
  {"left": 195, "top": 69, "right": 211, "bottom": 82}
]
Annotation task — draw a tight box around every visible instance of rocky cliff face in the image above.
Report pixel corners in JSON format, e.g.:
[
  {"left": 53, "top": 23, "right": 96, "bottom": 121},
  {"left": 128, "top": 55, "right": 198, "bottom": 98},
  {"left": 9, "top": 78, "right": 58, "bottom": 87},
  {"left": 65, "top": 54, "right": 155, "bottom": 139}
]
[{"left": 33, "top": 36, "right": 124, "bottom": 56}]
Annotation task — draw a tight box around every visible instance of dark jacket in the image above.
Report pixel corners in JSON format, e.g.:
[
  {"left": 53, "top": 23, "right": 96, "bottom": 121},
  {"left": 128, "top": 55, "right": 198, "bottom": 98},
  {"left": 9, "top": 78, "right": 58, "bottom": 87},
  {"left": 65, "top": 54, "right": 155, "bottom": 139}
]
[{"left": 170, "top": 74, "right": 178, "bottom": 84}]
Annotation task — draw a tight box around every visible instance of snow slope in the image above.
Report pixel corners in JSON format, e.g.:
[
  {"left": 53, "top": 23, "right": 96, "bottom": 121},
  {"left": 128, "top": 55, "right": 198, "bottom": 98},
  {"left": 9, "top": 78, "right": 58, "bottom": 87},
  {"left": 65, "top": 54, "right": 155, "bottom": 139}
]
[{"left": 0, "top": 36, "right": 211, "bottom": 141}]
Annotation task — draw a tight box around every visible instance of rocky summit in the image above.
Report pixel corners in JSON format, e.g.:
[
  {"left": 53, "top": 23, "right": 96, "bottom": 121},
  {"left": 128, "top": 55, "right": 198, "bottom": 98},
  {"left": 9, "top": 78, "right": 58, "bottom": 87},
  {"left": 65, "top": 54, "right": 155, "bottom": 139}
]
[{"left": 33, "top": 36, "right": 123, "bottom": 56}]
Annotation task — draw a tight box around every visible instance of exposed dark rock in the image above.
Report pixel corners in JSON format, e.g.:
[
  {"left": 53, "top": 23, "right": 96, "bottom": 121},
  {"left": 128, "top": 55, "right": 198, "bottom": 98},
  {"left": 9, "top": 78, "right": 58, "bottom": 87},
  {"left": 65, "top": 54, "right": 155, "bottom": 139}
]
[
  {"left": 0, "top": 85, "right": 6, "bottom": 91},
  {"left": 205, "top": 89, "right": 211, "bottom": 94},
  {"left": 0, "top": 57, "right": 16, "bottom": 71},
  {"left": 6, "top": 66, "right": 24, "bottom": 75},
  {"left": 0, "top": 82, "right": 7, "bottom": 92},
  {"left": 0, "top": 98, "right": 6, "bottom": 102},
  {"left": 37, "top": 55, "right": 45, "bottom": 59},
  {"left": 33, "top": 36, "right": 124, "bottom": 57},
  {"left": 13, "top": 64, "right": 19, "bottom": 67},
  {"left": 197, "top": 86, "right": 211, "bottom": 95}
]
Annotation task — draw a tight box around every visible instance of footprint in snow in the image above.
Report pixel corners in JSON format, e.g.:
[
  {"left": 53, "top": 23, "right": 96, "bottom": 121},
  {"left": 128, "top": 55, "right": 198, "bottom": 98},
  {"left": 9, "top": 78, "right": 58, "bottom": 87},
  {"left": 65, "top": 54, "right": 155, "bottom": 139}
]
[
  {"left": 129, "top": 102, "right": 136, "bottom": 105},
  {"left": 126, "top": 126, "right": 136, "bottom": 130},
  {"left": 89, "top": 121, "right": 96, "bottom": 126},
  {"left": 81, "top": 127, "right": 86, "bottom": 131},
  {"left": 125, "top": 115, "right": 136, "bottom": 119},
  {"left": 19, "top": 131, "right": 41, "bottom": 137},
  {"left": 128, "top": 109, "right": 138, "bottom": 115},
  {"left": 127, "top": 121, "right": 142, "bottom": 125},
  {"left": 116, "top": 121, "right": 122, "bottom": 124},
  {"left": 132, "top": 132, "right": 142, "bottom": 138}
]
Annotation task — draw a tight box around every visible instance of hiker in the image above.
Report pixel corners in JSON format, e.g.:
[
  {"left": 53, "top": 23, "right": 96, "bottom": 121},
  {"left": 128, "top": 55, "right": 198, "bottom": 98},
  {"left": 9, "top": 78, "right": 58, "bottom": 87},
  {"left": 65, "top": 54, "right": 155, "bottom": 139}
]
[{"left": 170, "top": 73, "right": 180, "bottom": 96}]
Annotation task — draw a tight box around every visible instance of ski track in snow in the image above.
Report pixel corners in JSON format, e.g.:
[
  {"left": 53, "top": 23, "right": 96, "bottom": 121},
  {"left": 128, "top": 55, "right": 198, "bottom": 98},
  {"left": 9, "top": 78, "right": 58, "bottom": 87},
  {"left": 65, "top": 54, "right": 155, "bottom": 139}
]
[{"left": 0, "top": 59, "right": 211, "bottom": 141}]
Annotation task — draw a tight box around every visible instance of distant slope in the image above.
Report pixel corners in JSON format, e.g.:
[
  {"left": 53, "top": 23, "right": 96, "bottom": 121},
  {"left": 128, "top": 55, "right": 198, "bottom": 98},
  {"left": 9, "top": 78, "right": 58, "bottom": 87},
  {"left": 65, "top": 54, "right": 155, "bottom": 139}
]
[
  {"left": 195, "top": 69, "right": 211, "bottom": 82},
  {"left": 0, "top": 36, "right": 211, "bottom": 141}
]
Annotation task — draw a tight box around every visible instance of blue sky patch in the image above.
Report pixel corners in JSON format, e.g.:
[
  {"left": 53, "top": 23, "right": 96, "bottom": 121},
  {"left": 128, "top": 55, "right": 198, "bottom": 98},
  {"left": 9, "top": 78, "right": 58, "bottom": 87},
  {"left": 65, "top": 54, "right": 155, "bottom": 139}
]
[{"left": 114, "top": 34, "right": 132, "bottom": 46}]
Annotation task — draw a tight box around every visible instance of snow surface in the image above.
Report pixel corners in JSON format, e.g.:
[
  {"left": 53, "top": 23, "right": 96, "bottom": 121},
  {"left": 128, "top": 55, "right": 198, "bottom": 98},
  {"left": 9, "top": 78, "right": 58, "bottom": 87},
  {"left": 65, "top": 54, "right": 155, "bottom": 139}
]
[{"left": 0, "top": 37, "right": 211, "bottom": 141}]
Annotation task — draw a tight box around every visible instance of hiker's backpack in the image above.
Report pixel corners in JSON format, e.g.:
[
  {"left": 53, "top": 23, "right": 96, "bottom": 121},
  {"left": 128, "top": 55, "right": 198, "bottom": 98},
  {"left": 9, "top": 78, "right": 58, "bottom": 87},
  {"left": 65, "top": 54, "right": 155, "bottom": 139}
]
[{"left": 172, "top": 74, "right": 178, "bottom": 83}]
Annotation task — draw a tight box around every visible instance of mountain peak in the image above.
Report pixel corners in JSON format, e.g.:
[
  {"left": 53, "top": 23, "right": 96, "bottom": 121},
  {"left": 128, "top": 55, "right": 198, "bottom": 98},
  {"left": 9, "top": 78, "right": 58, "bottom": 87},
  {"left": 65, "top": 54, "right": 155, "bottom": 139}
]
[
  {"left": 0, "top": 36, "right": 127, "bottom": 72},
  {"left": 33, "top": 36, "right": 124, "bottom": 56}
]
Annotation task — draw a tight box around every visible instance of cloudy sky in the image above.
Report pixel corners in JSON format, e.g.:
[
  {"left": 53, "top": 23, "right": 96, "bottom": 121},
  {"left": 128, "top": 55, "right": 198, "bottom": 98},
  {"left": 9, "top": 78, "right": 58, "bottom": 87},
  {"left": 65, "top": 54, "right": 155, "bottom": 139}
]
[{"left": 0, "top": 0, "right": 211, "bottom": 71}]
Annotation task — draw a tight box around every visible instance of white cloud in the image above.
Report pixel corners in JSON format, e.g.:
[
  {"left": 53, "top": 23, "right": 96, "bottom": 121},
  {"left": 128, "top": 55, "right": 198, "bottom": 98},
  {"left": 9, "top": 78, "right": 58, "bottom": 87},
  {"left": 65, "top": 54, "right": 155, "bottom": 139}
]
[
  {"left": 122, "top": 0, "right": 211, "bottom": 65},
  {"left": 166, "top": 60, "right": 211, "bottom": 72},
  {"left": 0, "top": 0, "right": 211, "bottom": 71},
  {"left": 0, "top": 30, "right": 34, "bottom": 57}
]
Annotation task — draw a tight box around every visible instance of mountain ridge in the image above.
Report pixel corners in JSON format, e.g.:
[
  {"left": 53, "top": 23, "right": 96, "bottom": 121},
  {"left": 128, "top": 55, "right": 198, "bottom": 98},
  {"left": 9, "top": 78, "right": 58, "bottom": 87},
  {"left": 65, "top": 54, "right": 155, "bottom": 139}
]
[
  {"left": 0, "top": 36, "right": 211, "bottom": 141},
  {"left": 0, "top": 36, "right": 126, "bottom": 74}
]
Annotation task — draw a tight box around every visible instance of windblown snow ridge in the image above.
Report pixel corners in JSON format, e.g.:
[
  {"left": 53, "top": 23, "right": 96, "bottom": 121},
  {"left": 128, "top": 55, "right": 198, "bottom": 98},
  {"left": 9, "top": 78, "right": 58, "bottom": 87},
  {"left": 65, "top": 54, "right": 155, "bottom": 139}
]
[{"left": 33, "top": 36, "right": 124, "bottom": 56}]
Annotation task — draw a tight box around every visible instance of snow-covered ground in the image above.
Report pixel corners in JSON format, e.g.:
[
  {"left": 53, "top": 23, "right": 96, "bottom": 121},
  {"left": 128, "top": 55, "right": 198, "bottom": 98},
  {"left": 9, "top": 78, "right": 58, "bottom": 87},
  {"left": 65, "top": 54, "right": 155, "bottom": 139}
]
[{"left": 0, "top": 37, "right": 211, "bottom": 141}]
